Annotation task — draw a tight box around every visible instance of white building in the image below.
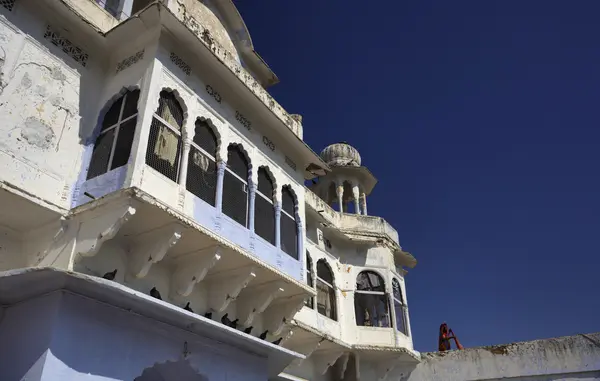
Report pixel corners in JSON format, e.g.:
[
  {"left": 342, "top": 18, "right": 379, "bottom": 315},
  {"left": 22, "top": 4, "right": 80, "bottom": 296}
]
[
  {"left": 0, "top": 1, "right": 419, "bottom": 380},
  {"left": 2, "top": 2, "right": 598, "bottom": 380}
]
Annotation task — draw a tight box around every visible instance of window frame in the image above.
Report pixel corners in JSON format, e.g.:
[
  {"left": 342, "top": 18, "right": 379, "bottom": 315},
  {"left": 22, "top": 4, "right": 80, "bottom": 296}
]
[
  {"left": 255, "top": 167, "right": 276, "bottom": 245},
  {"left": 392, "top": 278, "right": 409, "bottom": 336},
  {"left": 305, "top": 251, "right": 314, "bottom": 309},
  {"left": 186, "top": 120, "right": 219, "bottom": 206},
  {"left": 355, "top": 270, "right": 391, "bottom": 328},
  {"left": 87, "top": 90, "right": 139, "bottom": 180},
  {"left": 280, "top": 185, "right": 299, "bottom": 259},
  {"left": 316, "top": 259, "right": 337, "bottom": 321},
  {"left": 222, "top": 145, "right": 250, "bottom": 227}
]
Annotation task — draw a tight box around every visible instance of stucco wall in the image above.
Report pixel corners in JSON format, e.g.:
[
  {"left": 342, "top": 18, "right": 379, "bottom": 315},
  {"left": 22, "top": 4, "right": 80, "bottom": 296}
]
[{"left": 395, "top": 333, "right": 600, "bottom": 381}]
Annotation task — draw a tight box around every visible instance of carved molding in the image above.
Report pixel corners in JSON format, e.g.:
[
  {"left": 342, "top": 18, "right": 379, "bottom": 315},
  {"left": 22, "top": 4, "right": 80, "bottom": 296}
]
[
  {"left": 171, "top": 246, "right": 222, "bottom": 297},
  {"left": 76, "top": 204, "right": 137, "bottom": 257},
  {"left": 205, "top": 266, "right": 256, "bottom": 312},
  {"left": 128, "top": 224, "right": 183, "bottom": 278},
  {"left": 313, "top": 350, "right": 344, "bottom": 375},
  {"left": 236, "top": 281, "right": 285, "bottom": 327},
  {"left": 263, "top": 294, "right": 306, "bottom": 336}
]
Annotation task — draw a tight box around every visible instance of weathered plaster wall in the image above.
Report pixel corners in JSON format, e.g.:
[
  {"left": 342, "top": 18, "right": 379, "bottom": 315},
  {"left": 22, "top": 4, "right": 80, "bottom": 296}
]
[
  {"left": 394, "top": 333, "right": 600, "bottom": 381},
  {"left": 0, "top": 292, "right": 62, "bottom": 381},
  {"left": 172, "top": 0, "right": 240, "bottom": 63}
]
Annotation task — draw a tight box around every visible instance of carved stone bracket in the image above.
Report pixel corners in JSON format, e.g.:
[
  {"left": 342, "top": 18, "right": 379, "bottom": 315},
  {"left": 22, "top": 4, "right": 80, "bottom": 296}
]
[
  {"left": 286, "top": 336, "right": 325, "bottom": 367},
  {"left": 171, "top": 245, "right": 222, "bottom": 297},
  {"left": 236, "top": 281, "right": 285, "bottom": 327},
  {"left": 263, "top": 294, "right": 306, "bottom": 336},
  {"left": 205, "top": 266, "right": 256, "bottom": 312},
  {"left": 338, "top": 352, "right": 351, "bottom": 380},
  {"left": 128, "top": 224, "right": 183, "bottom": 278},
  {"left": 313, "top": 350, "right": 345, "bottom": 375},
  {"left": 76, "top": 204, "right": 137, "bottom": 257},
  {"left": 374, "top": 358, "right": 400, "bottom": 381}
]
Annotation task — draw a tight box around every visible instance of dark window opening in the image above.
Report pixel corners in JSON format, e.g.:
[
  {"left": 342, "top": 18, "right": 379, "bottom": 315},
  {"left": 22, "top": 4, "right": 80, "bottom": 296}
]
[
  {"left": 87, "top": 89, "right": 140, "bottom": 180},
  {"left": 355, "top": 271, "right": 391, "bottom": 327},
  {"left": 281, "top": 185, "right": 298, "bottom": 259},
  {"left": 186, "top": 120, "right": 218, "bottom": 206},
  {"left": 316, "top": 259, "right": 337, "bottom": 320},
  {"left": 222, "top": 145, "right": 249, "bottom": 227},
  {"left": 393, "top": 278, "right": 408, "bottom": 335},
  {"left": 255, "top": 167, "right": 275, "bottom": 244},
  {"left": 146, "top": 91, "right": 184, "bottom": 182},
  {"left": 305, "top": 252, "right": 314, "bottom": 309}
]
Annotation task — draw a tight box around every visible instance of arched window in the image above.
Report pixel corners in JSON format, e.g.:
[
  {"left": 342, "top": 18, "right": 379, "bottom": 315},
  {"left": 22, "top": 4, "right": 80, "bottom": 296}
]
[
  {"left": 255, "top": 167, "right": 275, "bottom": 244},
  {"left": 355, "top": 271, "right": 391, "bottom": 327},
  {"left": 317, "top": 259, "right": 337, "bottom": 320},
  {"left": 305, "top": 251, "right": 314, "bottom": 309},
  {"left": 281, "top": 186, "right": 298, "bottom": 259},
  {"left": 87, "top": 89, "right": 140, "bottom": 180},
  {"left": 146, "top": 90, "right": 184, "bottom": 182},
  {"left": 222, "top": 145, "right": 249, "bottom": 227},
  {"left": 186, "top": 120, "right": 218, "bottom": 206},
  {"left": 393, "top": 279, "right": 408, "bottom": 335}
]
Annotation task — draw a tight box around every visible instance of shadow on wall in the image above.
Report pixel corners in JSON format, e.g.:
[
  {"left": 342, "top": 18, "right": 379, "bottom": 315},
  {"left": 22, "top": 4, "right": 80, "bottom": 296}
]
[{"left": 135, "top": 360, "right": 208, "bottom": 381}]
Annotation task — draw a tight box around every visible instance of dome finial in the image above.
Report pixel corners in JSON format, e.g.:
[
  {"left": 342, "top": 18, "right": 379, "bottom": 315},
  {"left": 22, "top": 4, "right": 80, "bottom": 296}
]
[{"left": 320, "top": 142, "right": 361, "bottom": 167}]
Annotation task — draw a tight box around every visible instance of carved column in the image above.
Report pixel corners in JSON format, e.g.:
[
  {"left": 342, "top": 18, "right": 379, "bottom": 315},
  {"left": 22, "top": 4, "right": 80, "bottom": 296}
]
[
  {"left": 275, "top": 201, "right": 282, "bottom": 249},
  {"left": 361, "top": 193, "right": 368, "bottom": 216},
  {"left": 336, "top": 183, "right": 344, "bottom": 213},
  {"left": 352, "top": 185, "right": 361, "bottom": 215},
  {"left": 296, "top": 215, "right": 303, "bottom": 262},
  {"left": 178, "top": 133, "right": 192, "bottom": 188},
  {"left": 215, "top": 160, "right": 227, "bottom": 212},
  {"left": 248, "top": 178, "right": 257, "bottom": 233}
]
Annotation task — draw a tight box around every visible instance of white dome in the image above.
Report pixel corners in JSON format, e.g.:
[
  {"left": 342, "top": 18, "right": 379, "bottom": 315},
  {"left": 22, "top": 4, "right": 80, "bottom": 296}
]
[{"left": 320, "top": 142, "right": 361, "bottom": 167}]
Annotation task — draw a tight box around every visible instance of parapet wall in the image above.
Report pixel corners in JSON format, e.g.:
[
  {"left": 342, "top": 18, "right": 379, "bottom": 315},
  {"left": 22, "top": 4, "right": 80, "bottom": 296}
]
[{"left": 397, "top": 332, "right": 600, "bottom": 381}]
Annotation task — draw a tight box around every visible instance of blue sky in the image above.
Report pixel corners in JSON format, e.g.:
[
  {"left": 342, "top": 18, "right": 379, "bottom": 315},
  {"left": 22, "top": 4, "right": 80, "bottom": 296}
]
[{"left": 234, "top": 1, "right": 600, "bottom": 351}]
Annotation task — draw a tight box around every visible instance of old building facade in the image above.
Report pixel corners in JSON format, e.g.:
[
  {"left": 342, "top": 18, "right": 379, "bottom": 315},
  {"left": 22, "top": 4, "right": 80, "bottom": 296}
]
[{"left": 0, "top": 0, "right": 419, "bottom": 380}]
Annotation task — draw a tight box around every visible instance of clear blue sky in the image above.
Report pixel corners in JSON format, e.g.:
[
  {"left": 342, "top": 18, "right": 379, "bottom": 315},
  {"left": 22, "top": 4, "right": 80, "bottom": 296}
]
[{"left": 234, "top": 1, "right": 600, "bottom": 352}]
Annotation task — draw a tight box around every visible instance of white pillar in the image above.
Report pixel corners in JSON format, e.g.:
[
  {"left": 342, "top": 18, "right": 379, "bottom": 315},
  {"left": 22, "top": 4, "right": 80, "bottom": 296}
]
[
  {"left": 178, "top": 133, "right": 192, "bottom": 188},
  {"left": 361, "top": 193, "right": 368, "bottom": 216},
  {"left": 336, "top": 183, "right": 344, "bottom": 213},
  {"left": 352, "top": 185, "right": 360, "bottom": 215}
]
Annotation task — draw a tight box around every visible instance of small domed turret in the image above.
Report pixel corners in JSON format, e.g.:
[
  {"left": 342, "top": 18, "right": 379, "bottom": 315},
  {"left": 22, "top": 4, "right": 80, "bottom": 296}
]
[{"left": 319, "top": 142, "right": 361, "bottom": 167}]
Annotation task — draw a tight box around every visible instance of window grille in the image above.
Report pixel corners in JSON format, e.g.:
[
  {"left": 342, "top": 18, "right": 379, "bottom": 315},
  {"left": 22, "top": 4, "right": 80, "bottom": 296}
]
[
  {"left": 43, "top": 25, "right": 89, "bottom": 67},
  {"left": 317, "top": 259, "right": 337, "bottom": 320},
  {"left": 186, "top": 120, "right": 218, "bottom": 206},
  {"left": 1, "top": 0, "right": 16, "bottom": 11},
  {"left": 145, "top": 91, "right": 184, "bottom": 182},
  {"left": 87, "top": 90, "right": 140, "bottom": 180},
  {"left": 305, "top": 252, "right": 314, "bottom": 308},
  {"left": 255, "top": 167, "right": 275, "bottom": 245},
  {"left": 222, "top": 145, "right": 249, "bottom": 227},
  {"left": 281, "top": 185, "right": 298, "bottom": 259},
  {"left": 170, "top": 52, "right": 191, "bottom": 75},
  {"left": 355, "top": 271, "right": 391, "bottom": 328},
  {"left": 116, "top": 50, "right": 144, "bottom": 73},
  {"left": 393, "top": 278, "right": 408, "bottom": 335}
]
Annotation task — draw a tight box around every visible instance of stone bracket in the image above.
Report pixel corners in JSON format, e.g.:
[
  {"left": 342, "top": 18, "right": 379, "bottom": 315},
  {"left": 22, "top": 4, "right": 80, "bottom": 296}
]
[
  {"left": 263, "top": 294, "right": 306, "bottom": 336},
  {"left": 76, "top": 204, "right": 137, "bottom": 257},
  {"left": 236, "top": 281, "right": 285, "bottom": 327},
  {"left": 286, "top": 336, "right": 325, "bottom": 367},
  {"left": 128, "top": 224, "right": 183, "bottom": 278},
  {"left": 374, "top": 358, "right": 400, "bottom": 381},
  {"left": 338, "top": 352, "right": 351, "bottom": 380},
  {"left": 30, "top": 217, "right": 71, "bottom": 266},
  {"left": 205, "top": 266, "right": 256, "bottom": 312},
  {"left": 314, "top": 350, "right": 344, "bottom": 375},
  {"left": 171, "top": 245, "right": 222, "bottom": 297}
]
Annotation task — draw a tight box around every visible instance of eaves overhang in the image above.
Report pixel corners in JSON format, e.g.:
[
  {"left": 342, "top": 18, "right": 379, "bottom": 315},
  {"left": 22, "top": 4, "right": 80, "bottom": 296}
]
[{"left": 0, "top": 267, "right": 304, "bottom": 377}]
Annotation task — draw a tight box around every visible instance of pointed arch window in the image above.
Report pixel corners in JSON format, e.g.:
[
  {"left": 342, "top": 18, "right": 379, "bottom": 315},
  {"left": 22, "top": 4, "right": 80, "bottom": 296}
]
[
  {"left": 305, "top": 251, "right": 314, "bottom": 309},
  {"left": 186, "top": 120, "right": 218, "bottom": 206},
  {"left": 255, "top": 167, "right": 276, "bottom": 244},
  {"left": 87, "top": 89, "right": 140, "bottom": 180},
  {"left": 355, "top": 271, "right": 391, "bottom": 327},
  {"left": 146, "top": 90, "right": 184, "bottom": 182},
  {"left": 393, "top": 278, "right": 408, "bottom": 335},
  {"left": 281, "top": 186, "right": 298, "bottom": 259},
  {"left": 222, "top": 145, "right": 250, "bottom": 227},
  {"left": 316, "top": 259, "right": 337, "bottom": 320}
]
